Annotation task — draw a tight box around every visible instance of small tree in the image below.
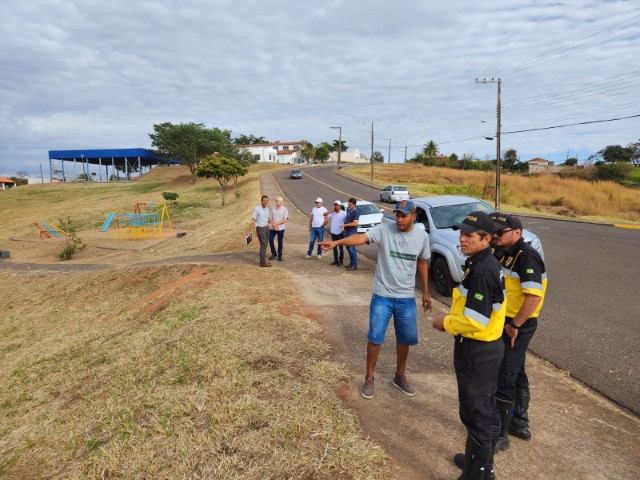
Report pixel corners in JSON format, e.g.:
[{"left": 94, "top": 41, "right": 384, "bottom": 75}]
[
  {"left": 563, "top": 157, "right": 578, "bottom": 166},
  {"left": 372, "top": 151, "right": 384, "bottom": 163},
  {"left": 315, "top": 146, "right": 330, "bottom": 163},
  {"left": 196, "top": 156, "right": 248, "bottom": 206},
  {"left": 423, "top": 140, "right": 439, "bottom": 165}
]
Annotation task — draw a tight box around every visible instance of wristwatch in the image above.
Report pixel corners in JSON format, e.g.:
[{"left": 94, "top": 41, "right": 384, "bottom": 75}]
[{"left": 508, "top": 320, "right": 521, "bottom": 329}]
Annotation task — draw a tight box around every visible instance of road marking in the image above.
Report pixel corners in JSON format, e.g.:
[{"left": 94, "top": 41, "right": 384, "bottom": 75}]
[
  {"left": 613, "top": 224, "right": 640, "bottom": 230},
  {"left": 303, "top": 170, "right": 389, "bottom": 210}
]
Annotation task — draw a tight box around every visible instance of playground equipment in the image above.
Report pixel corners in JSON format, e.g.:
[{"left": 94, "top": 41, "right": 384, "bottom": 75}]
[
  {"left": 101, "top": 202, "right": 172, "bottom": 240},
  {"left": 34, "top": 222, "right": 67, "bottom": 239}
]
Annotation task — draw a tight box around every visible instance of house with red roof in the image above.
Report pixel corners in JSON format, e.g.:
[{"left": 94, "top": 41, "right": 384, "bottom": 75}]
[
  {"left": 236, "top": 141, "right": 308, "bottom": 165},
  {"left": 0, "top": 177, "right": 16, "bottom": 190},
  {"left": 527, "top": 158, "right": 554, "bottom": 173}
]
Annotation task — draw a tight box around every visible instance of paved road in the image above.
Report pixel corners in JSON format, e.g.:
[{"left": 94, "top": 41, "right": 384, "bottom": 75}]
[{"left": 272, "top": 164, "right": 640, "bottom": 414}]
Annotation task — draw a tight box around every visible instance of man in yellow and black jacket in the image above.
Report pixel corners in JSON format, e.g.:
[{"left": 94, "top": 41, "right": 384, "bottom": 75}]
[
  {"left": 491, "top": 213, "right": 547, "bottom": 454},
  {"left": 434, "top": 211, "right": 506, "bottom": 480}
]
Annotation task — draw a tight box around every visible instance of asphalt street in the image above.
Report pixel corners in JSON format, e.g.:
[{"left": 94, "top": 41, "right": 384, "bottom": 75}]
[{"left": 272, "top": 164, "right": 640, "bottom": 415}]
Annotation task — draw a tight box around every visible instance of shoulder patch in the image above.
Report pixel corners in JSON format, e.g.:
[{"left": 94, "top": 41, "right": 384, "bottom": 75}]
[
  {"left": 526, "top": 268, "right": 534, "bottom": 274},
  {"left": 474, "top": 293, "right": 484, "bottom": 301}
]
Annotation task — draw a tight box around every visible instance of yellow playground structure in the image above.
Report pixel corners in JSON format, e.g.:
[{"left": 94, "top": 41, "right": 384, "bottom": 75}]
[{"left": 101, "top": 202, "right": 172, "bottom": 240}]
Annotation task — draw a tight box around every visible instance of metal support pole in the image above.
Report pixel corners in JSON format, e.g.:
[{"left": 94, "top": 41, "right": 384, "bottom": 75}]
[{"left": 330, "top": 126, "right": 342, "bottom": 170}]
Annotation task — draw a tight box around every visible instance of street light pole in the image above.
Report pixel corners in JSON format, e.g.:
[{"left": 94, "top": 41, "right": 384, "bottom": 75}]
[
  {"left": 384, "top": 138, "right": 391, "bottom": 163},
  {"left": 476, "top": 78, "right": 502, "bottom": 209},
  {"left": 330, "top": 126, "right": 342, "bottom": 169}
]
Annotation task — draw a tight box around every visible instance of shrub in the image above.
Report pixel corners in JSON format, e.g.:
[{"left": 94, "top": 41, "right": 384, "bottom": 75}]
[
  {"left": 162, "top": 192, "right": 179, "bottom": 203},
  {"left": 56, "top": 217, "right": 85, "bottom": 261},
  {"left": 595, "top": 163, "right": 632, "bottom": 182}
]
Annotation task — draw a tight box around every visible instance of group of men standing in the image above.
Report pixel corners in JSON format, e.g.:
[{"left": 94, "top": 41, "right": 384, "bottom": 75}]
[{"left": 250, "top": 193, "right": 546, "bottom": 479}]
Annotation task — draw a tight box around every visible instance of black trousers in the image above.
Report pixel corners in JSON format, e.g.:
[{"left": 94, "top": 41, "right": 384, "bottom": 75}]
[
  {"left": 331, "top": 232, "right": 344, "bottom": 263},
  {"left": 269, "top": 229, "right": 285, "bottom": 258},
  {"left": 496, "top": 317, "right": 538, "bottom": 401},
  {"left": 454, "top": 335, "right": 504, "bottom": 447}
]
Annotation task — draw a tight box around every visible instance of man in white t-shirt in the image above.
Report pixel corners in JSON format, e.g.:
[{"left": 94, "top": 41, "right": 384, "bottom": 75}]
[
  {"left": 319, "top": 200, "right": 432, "bottom": 399},
  {"left": 306, "top": 197, "right": 328, "bottom": 259},
  {"left": 324, "top": 200, "right": 347, "bottom": 266}
]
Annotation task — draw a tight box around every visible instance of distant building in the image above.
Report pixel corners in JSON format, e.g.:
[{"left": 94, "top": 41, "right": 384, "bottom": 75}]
[
  {"left": 236, "top": 141, "right": 308, "bottom": 165},
  {"left": 328, "top": 149, "right": 369, "bottom": 164},
  {"left": 527, "top": 158, "right": 554, "bottom": 173},
  {"left": 0, "top": 177, "right": 16, "bottom": 190}
]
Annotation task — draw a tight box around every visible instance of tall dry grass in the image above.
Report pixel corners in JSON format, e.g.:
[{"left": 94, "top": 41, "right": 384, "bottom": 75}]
[{"left": 348, "top": 164, "right": 640, "bottom": 222}]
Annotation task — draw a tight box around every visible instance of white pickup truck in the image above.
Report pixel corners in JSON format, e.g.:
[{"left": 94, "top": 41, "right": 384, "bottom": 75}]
[{"left": 410, "top": 195, "right": 544, "bottom": 296}]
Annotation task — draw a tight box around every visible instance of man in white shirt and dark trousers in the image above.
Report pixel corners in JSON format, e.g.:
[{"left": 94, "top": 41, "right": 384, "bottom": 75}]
[
  {"left": 268, "top": 196, "right": 289, "bottom": 261},
  {"left": 306, "top": 197, "right": 328, "bottom": 259},
  {"left": 325, "top": 200, "right": 347, "bottom": 266},
  {"left": 248, "top": 195, "right": 272, "bottom": 267}
]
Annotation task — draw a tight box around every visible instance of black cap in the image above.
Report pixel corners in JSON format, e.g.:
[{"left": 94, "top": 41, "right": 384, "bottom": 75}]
[
  {"left": 453, "top": 211, "right": 495, "bottom": 234},
  {"left": 492, "top": 212, "right": 523, "bottom": 230}
]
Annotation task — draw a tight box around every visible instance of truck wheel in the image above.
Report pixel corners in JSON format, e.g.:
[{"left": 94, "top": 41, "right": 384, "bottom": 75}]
[{"left": 433, "top": 257, "right": 454, "bottom": 297}]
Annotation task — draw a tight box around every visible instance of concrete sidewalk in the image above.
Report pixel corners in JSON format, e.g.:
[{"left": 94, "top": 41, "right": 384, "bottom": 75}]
[{"left": 257, "top": 171, "right": 639, "bottom": 479}]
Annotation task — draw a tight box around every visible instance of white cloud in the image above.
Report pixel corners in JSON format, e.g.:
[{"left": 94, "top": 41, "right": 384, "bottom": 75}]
[{"left": 0, "top": 0, "right": 638, "bottom": 175}]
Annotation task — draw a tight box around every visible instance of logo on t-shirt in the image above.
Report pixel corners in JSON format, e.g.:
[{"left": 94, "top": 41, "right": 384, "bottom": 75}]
[
  {"left": 389, "top": 250, "right": 417, "bottom": 261},
  {"left": 474, "top": 293, "right": 484, "bottom": 301}
]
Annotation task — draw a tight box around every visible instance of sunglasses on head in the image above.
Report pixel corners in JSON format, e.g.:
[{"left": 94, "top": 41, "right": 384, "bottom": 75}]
[{"left": 494, "top": 229, "right": 513, "bottom": 237}]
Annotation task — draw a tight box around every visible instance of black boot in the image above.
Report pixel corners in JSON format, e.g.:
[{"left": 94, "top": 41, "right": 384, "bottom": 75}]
[
  {"left": 483, "top": 424, "right": 500, "bottom": 480},
  {"left": 494, "top": 396, "right": 514, "bottom": 452},
  {"left": 509, "top": 387, "right": 532, "bottom": 440},
  {"left": 454, "top": 434, "right": 491, "bottom": 480}
]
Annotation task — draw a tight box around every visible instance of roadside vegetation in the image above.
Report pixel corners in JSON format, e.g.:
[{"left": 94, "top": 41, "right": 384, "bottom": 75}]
[
  {"left": 0, "top": 165, "right": 392, "bottom": 479},
  {"left": 347, "top": 163, "right": 640, "bottom": 223}
]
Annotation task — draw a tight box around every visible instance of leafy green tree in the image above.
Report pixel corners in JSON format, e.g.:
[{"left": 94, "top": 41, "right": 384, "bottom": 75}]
[
  {"left": 372, "top": 151, "right": 384, "bottom": 163},
  {"left": 150, "top": 122, "right": 218, "bottom": 184},
  {"left": 502, "top": 148, "right": 519, "bottom": 171},
  {"left": 563, "top": 157, "right": 578, "bottom": 166},
  {"left": 448, "top": 153, "right": 459, "bottom": 168},
  {"left": 196, "top": 156, "right": 248, "bottom": 206},
  {"left": 331, "top": 139, "right": 348, "bottom": 152},
  {"left": 595, "top": 162, "right": 631, "bottom": 181},
  {"left": 315, "top": 146, "right": 330, "bottom": 163},
  {"left": 589, "top": 144, "right": 633, "bottom": 164},
  {"left": 627, "top": 140, "right": 640, "bottom": 166},
  {"left": 233, "top": 134, "right": 269, "bottom": 145},
  {"left": 302, "top": 143, "right": 316, "bottom": 163},
  {"left": 423, "top": 140, "right": 439, "bottom": 165}
]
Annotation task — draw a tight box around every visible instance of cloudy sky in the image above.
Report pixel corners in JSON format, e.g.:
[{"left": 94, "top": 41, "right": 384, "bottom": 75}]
[{"left": 1, "top": 0, "right": 638, "bottom": 177}]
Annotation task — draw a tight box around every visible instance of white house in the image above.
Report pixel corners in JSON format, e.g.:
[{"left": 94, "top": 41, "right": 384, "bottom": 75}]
[
  {"left": 236, "top": 141, "right": 308, "bottom": 165},
  {"left": 328, "top": 149, "right": 369, "bottom": 164}
]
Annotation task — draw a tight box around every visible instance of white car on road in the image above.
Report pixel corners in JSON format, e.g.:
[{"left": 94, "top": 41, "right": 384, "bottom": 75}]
[
  {"left": 340, "top": 200, "right": 385, "bottom": 233},
  {"left": 379, "top": 184, "right": 410, "bottom": 203},
  {"left": 411, "top": 195, "right": 544, "bottom": 296}
]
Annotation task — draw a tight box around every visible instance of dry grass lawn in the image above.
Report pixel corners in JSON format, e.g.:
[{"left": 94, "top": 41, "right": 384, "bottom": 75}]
[
  {"left": 348, "top": 164, "right": 640, "bottom": 223},
  {"left": 0, "top": 166, "right": 391, "bottom": 479}
]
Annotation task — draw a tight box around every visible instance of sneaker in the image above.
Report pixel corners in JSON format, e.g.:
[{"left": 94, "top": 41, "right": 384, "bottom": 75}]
[
  {"left": 269, "top": 254, "right": 276, "bottom": 260},
  {"left": 392, "top": 373, "right": 416, "bottom": 397},
  {"left": 330, "top": 260, "right": 339, "bottom": 266},
  {"left": 317, "top": 254, "right": 322, "bottom": 259},
  {"left": 361, "top": 375, "right": 374, "bottom": 399},
  {"left": 305, "top": 255, "right": 312, "bottom": 259},
  {"left": 345, "top": 265, "right": 357, "bottom": 271}
]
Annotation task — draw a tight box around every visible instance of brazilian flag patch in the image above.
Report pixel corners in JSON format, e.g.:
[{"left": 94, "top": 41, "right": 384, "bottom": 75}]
[
  {"left": 474, "top": 293, "right": 484, "bottom": 301},
  {"left": 526, "top": 268, "right": 534, "bottom": 274}
]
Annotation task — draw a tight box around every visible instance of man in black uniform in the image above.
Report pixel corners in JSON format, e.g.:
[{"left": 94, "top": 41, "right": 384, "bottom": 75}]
[
  {"left": 433, "top": 211, "right": 506, "bottom": 480},
  {"left": 491, "top": 213, "right": 547, "bottom": 452}
]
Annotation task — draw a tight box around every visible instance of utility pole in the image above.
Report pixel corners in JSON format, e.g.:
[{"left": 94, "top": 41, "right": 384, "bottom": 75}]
[
  {"left": 330, "top": 126, "right": 342, "bottom": 169},
  {"left": 476, "top": 78, "right": 502, "bottom": 209},
  {"left": 370, "top": 122, "right": 374, "bottom": 181},
  {"left": 404, "top": 144, "right": 407, "bottom": 163},
  {"left": 384, "top": 138, "right": 391, "bottom": 163}
]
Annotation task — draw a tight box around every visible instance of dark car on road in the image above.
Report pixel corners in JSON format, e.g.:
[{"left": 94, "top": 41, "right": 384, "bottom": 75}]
[{"left": 290, "top": 169, "right": 302, "bottom": 179}]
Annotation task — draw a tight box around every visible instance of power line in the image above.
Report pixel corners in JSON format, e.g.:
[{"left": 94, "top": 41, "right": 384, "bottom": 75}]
[{"left": 502, "top": 113, "right": 640, "bottom": 135}]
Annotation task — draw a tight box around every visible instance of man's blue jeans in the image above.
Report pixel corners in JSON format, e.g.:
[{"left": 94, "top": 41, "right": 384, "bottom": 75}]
[
  {"left": 269, "top": 229, "right": 285, "bottom": 258},
  {"left": 307, "top": 227, "right": 325, "bottom": 256},
  {"left": 344, "top": 230, "right": 357, "bottom": 267}
]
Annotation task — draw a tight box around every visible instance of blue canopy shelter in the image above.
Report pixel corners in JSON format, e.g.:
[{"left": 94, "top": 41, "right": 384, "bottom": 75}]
[{"left": 48, "top": 148, "right": 177, "bottom": 182}]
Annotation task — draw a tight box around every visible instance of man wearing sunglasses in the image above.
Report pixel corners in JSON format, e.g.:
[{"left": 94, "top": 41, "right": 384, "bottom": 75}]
[{"left": 491, "top": 213, "right": 547, "bottom": 456}]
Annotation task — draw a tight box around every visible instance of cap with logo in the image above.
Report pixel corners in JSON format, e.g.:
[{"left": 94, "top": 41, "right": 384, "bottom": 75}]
[
  {"left": 334, "top": 200, "right": 341, "bottom": 205},
  {"left": 314, "top": 197, "right": 323, "bottom": 203},
  {"left": 394, "top": 200, "right": 415, "bottom": 215},
  {"left": 492, "top": 212, "right": 523, "bottom": 230},
  {"left": 453, "top": 211, "right": 495, "bottom": 234}
]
